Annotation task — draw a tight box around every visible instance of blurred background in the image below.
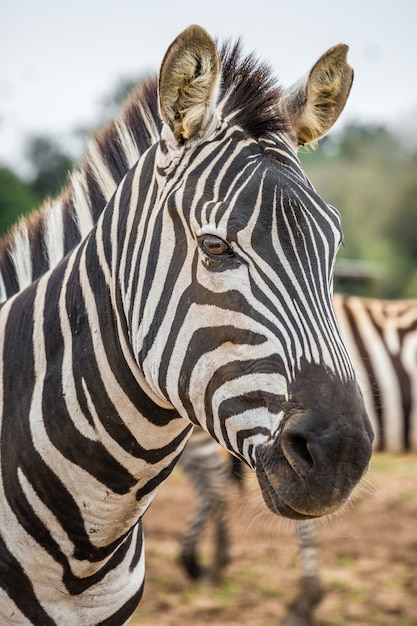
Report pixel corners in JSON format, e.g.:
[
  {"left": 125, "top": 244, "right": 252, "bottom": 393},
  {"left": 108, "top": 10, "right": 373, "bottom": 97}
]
[{"left": 1, "top": 0, "right": 416, "bottom": 300}]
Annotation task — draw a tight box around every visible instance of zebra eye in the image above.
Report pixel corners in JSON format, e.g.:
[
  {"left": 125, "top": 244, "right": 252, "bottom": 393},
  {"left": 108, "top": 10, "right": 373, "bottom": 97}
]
[{"left": 199, "top": 234, "right": 231, "bottom": 257}]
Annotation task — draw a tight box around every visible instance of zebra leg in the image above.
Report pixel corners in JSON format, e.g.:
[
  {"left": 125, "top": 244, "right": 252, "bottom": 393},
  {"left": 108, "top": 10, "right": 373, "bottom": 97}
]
[
  {"left": 180, "top": 495, "right": 230, "bottom": 584},
  {"left": 283, "top": 521, "right": 324, "bottom": 626},
  {"left": 210, "top": 490, "right": 231, "bottom": 584},
  {"left": 180, "top": 495, "right": 212, "bottom": 580},
  {"left": 178, "top": 430, "right": 232, "bottom": 583}
]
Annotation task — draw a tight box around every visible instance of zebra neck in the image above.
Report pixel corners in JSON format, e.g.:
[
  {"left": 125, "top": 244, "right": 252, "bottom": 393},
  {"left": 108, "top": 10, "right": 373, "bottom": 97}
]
[{"left": 0, "top": 208, "right": 192, "bottom": 564}]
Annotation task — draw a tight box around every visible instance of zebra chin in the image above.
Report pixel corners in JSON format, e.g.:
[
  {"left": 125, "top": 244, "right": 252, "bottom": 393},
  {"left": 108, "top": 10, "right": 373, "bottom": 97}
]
[{"left": 255, "top": 458, "right": 352, "bottom": 520}]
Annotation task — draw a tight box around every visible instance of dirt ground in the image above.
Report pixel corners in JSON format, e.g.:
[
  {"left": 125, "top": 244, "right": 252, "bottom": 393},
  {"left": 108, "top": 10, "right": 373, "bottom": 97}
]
[{"left": 130, "top": 453, "right": 417, "bottom": 626}]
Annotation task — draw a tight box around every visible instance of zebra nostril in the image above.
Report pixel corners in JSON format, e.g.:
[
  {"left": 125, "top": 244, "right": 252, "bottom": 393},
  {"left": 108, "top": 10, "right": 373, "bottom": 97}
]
[{"left": 281, "top": 431, "right": 315, "bottom": 477}]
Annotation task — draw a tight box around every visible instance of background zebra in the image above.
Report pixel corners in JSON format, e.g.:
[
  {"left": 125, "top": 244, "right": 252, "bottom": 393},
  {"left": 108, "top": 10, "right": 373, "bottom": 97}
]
[
  {"left": 176, "top": 293, "right": 417, "bottom": 625},
  {"left": 177, "top": 427, "right": 234, "bottom": 584},
  {"left": 334, "top": 293, "right": 417, "bottom": 451},
  {"left": 0, "top": 24, "right": 374, "bottom": 624}
]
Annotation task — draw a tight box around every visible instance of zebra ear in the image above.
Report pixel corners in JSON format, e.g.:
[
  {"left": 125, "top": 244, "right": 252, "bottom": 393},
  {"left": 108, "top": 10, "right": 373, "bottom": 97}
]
[
  {"left": 283, "top": 44, "right": 354, "bottom": 146},
  {"left": 158, "top": 24, "right": 221, "bottom": 145}
]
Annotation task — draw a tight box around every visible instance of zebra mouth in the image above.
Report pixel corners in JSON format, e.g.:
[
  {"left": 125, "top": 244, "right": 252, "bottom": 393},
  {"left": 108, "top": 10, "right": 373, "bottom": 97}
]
[
  {"left": 255, "top": 460, "right": 322, "bottom": 521},
  {"left": 255, "top": 433, "right": 367, "bottom": 521}
]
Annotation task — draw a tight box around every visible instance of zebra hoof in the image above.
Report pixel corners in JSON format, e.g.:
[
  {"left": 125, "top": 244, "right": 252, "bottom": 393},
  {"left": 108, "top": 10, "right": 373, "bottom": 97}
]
[
  {"left": 179, "top": 552, "right": 204, "bottom": 580},
  {"left": 282, "top": 576, "right": 324, "bottom": 626}
]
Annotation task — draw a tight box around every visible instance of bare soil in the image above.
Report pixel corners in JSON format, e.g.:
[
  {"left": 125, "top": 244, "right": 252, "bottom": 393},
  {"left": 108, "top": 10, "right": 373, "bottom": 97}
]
[{"left": 130, "top": 453, "right": 417, "bottom": 626}]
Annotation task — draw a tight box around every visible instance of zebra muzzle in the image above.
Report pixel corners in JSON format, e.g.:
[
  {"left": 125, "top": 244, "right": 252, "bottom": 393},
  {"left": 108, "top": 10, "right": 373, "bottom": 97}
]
[{"left": 255, "top": 370, "right": 374, "bottom": 520}]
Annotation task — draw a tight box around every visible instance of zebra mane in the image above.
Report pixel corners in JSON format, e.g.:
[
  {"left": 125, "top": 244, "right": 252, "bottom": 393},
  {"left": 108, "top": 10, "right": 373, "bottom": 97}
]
[
  {"left": 0, "top": 38, "right": 288, "bottom": 303},
  {"left": 218, "top": 39, "right": 287, "bottom": 139}
]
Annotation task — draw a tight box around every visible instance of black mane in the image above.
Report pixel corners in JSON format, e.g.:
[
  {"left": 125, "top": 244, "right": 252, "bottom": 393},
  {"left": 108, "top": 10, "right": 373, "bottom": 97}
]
[{"left": 219, "top": 39, "right": 289, "bottom": 138}]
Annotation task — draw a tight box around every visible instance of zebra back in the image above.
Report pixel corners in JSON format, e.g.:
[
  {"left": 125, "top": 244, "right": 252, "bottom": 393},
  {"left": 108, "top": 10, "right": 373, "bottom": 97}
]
[{"left": 334, "top": 293, "right": 417, "bottom": 451}]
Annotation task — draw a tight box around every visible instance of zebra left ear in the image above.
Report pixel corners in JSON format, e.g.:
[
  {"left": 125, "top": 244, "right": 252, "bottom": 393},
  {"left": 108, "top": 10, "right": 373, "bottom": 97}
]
[
  {"left": 159, "top": 24, "right": 221, "bottom": 145},
  {"left": 283, "top": 44, "right": 354, "bottom": 146}
]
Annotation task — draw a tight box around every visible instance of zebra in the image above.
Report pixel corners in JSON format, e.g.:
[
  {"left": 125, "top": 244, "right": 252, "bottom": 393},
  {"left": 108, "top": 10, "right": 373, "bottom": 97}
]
[
  {"left": 176, "top": 293, "right": 417, "bottom": 624},
  {"left": 333, "top": 292, "right": 417, "bottom": 452},
  {"left": 0, "top": 24, "right": 374, "bottom": 624},
  {"left": 176, "top": 426, "right": 233, "bottom": 584}
]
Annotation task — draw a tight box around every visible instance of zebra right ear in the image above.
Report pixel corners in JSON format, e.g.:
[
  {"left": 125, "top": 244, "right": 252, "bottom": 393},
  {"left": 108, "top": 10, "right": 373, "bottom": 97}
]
[
  {"left": 283, "top": 44, "right": 354, "bottom": 146},
  {"left": 158, "top": 24, "right": 221, "bottom": 146}
]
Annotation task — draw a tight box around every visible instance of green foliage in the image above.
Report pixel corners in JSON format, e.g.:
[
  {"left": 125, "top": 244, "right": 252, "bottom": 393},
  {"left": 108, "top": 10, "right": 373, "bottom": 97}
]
[
  {"left": 0, "top": 134, "right": 74, "bottom": 239},
  {"left": 25, "top": 135, "right": 74, "bottom": 199},
  {"left": 0, "top": 168, "right": 39, "bottom": 237},
  {"left": 301, "top": 124, "right": 417, "bottom": 298}
]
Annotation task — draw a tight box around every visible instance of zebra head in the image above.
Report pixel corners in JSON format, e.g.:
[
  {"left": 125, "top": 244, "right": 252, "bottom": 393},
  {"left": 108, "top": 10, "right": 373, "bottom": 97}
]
[{"left": 124, "top": 25, "right": 374, "bottom": 520}]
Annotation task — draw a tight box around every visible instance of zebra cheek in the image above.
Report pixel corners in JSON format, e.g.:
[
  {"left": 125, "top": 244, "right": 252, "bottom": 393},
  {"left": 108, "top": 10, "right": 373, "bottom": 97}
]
[{"left": 195, "top": 256, "right": 249, "bottom": 293}]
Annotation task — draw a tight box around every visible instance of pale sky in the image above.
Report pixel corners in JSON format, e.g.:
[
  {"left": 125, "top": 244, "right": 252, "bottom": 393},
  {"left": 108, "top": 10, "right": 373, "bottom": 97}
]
[{"left": 1, "top": 0, "right": 415, "bottom": 173}]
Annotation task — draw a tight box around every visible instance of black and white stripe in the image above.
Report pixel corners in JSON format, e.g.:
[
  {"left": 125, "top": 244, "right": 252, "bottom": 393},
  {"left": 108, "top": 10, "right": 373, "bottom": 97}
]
[
  {"left": 0, "top": 25, "right": 373, "bottom": 624},
  {"left": 280, "top": 294, "right": 417, "bottom": 624},
  {"left": 334, "top": 293, "right": 417, "bottom": 451},
  {"left": 177, "top": 294, "right": 417, "bottom": 619}
]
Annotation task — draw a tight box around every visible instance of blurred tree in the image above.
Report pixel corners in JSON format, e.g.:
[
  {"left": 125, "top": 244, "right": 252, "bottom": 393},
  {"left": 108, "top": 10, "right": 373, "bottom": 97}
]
[
  {"left": 336, "top": 123, "right": 400, "bottom": 162},
  {"left": 0, "top": 168, "right": 39, "bottom": 237},
  {"left": 301, "top": 123, "right": 417, "bottom": 298},
  {"left": 382, "top": 151, "right": 417, "bottom": 297},
  {"left": 25, "top": 135, "right": 74, "bottom": 199}
]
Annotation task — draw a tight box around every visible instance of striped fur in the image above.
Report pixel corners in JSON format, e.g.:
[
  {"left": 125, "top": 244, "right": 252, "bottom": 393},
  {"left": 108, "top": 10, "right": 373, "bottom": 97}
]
[
  {"left": 279, "top": 293, "right": 417, "bottom": 623},
  {"left": 334, "top": 293, "right": 417, "bottom": 451},
  {"left": 0, "top": 25, "right": 373, "bottom": 624},
  {"left": 178, "top": 294, "right": 417, "bottom": 622}
]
